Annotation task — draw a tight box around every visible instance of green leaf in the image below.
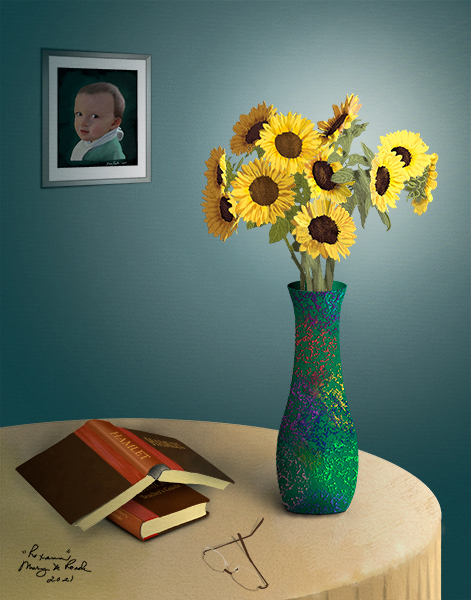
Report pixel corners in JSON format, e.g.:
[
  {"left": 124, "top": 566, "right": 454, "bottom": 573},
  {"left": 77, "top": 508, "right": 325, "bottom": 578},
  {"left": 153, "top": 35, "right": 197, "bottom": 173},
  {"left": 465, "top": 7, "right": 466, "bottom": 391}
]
[
  {"left": 327, "top": 151, "right": 343, "bottom": 164},
  {"left": 342, "top": 193, "right": 358, "bottom": 216},
  {"left": 331, "top": 139, "right": 342, "bottom": 155},
  {"left": 333, "top": 121, "right": 368, "bottom": 159},
  {"left": 336, "top": 133, "right": 353, "bottom": 156},
  {"left": 254, "top": 145, "right": 265, "bottom": 159},
  {"left": 330, "top": 167, "right": 355, "bottom": 184},
  {"left": 361, "top": 142, "right": 375, "bottom": 165},
  {"left": 293, "top": 172, "right": 305, "bottom": 187},
  {"left": 404, "top": 166, "right": 429, "bottom": 202},
  {"left": 375, "top": 207, "right": 391, "bottom": 231},
  {"left": 347, "top": 153, "right": 370, "bottom": 167},
  {"left": 292, "top": 240, "right": 301, "bottom": 252},
  {"left": 284, "top": 205, "right": 300, "bottom": 233},
  {"left": 247, "top": 220, "right": 266, "bottom": 229},
  {"left": 355, "top": 166, "right": 371, "bottom": 190},
  {"left": 302, "top": 185, "right": 311, "bottom": 204},
  {"left": 349, "top": 120, "right": 369, "bottom": 139},
  {"left": 356, "top": 188, "right": 372, "bottom": 228},
  {"left": 269, "top": 216, "right": 290, "bottom": 243},
  {"left": 293, "top": 172, "right": 311, "bottom": 205},
  {"left": 353, "top": 168, "right": 372, "bottom": 228},
  {"left": 224, "top": 158, "right": 234, "bottom": 190}
]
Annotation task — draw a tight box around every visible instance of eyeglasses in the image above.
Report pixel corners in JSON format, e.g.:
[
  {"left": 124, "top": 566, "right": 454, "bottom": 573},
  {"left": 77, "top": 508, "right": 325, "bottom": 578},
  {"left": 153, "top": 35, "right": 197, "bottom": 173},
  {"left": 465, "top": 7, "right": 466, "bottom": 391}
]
[{"left": 202, "top": 517, "right": 269, "bottom": 591}]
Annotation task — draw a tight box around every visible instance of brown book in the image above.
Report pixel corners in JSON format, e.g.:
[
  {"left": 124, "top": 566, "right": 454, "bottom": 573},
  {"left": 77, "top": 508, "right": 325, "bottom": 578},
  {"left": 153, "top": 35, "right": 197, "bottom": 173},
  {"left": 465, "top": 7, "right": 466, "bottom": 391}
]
[
  {"left": 107, "top": 481, "right": 209, "bottom": 541},
  {"left": 16, "top": 419, "right": 234, "bottom": 531}
]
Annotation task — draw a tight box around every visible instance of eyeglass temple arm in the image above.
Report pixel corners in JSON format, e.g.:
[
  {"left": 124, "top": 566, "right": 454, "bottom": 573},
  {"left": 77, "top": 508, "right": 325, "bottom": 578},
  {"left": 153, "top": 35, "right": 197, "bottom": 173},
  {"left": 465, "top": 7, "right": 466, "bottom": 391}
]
[
  {"left": 206, "top": 517, "right": 265, "bottom": 553},
  {"left": 249, "top": 516, "right": 264, "bottom": 536},
  {"left": 236, "top": 533, "right": 268, "bottom": 588}
]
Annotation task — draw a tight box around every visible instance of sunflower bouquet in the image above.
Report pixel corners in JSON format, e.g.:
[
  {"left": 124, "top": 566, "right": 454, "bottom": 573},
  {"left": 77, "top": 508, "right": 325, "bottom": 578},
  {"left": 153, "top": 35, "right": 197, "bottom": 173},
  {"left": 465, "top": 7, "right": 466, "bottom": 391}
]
[{"left": 202, "top": 96, "right": 438, "bottom": 292}]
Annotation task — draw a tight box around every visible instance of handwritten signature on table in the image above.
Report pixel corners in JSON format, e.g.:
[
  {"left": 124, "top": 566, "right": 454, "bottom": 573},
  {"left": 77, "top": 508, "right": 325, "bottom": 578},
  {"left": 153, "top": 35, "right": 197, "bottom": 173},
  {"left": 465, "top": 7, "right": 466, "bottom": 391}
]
[{"left": 18, "top": 544, "right": 92, "bottom": 584}]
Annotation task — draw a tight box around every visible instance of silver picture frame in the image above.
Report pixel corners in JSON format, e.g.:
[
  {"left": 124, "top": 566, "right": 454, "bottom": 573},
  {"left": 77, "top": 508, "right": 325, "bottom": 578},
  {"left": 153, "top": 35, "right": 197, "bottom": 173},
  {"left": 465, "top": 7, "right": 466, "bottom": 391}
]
[{"left": 42, "top": 49, "right": 151, "bottom": 187}]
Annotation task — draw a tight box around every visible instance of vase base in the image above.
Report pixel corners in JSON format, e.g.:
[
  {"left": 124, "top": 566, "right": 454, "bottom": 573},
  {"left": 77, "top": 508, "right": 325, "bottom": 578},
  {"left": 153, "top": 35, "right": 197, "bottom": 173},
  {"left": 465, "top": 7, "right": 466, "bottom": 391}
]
[{"left": 282, "top": 502, "right": 351, "bottom": 516}]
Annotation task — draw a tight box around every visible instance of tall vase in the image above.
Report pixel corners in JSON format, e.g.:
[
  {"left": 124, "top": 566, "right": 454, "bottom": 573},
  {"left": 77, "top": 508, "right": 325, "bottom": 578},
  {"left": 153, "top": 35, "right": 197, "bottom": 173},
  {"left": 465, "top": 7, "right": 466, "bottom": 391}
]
[{"left": 276, "top": 280, "right": 358, "bottom": 514}]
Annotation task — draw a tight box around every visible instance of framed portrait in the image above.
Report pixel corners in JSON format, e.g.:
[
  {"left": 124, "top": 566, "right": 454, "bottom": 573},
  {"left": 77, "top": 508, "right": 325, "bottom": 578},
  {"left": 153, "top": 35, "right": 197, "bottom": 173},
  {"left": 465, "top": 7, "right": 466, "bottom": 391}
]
[{"left": 42, "top": 49, "right": 151, "bottom": 187}]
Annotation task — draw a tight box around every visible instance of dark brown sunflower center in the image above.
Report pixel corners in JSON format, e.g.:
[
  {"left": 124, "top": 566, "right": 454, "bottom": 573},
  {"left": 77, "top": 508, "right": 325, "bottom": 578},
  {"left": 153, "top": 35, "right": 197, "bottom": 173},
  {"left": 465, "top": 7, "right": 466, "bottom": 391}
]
[
  {"left": 216, "top": 165, "right": 224, "bottom": 186},
  {"left": 313, "top": 160, "right": 336, "bottom": 191},
  {"left": 274, "top": 132, "right": 302, "bottom": 159},
  {"left": 308, "top": 215, "right": 339, "bottom": 245},
  {"left": 249, "top": 176, "right": 279, "bottom": 206},
  {"left": 391, "top": 146, "right": 411, "bottom": 167},
  {"left": 325, "top": 113, "right": 347, "bottom": 137},
  {"left": 220, "top": 197, "right": 234, "bottom": 223},
  {"left": 375, "top": 166, "right": 390, "bottom": 196},
  {"left": 245, "top": 120, "right": 268, "bottom": 144}
]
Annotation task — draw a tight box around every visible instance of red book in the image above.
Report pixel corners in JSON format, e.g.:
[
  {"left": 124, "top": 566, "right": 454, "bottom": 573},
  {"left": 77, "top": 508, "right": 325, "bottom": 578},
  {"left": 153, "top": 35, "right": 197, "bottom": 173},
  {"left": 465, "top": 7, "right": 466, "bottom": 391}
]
[
  {"left": 16, "top": 419, "right": 234, "bottom": 531},
  {"left": 107, "top": 480, "right": 209, "bottom": 541}
]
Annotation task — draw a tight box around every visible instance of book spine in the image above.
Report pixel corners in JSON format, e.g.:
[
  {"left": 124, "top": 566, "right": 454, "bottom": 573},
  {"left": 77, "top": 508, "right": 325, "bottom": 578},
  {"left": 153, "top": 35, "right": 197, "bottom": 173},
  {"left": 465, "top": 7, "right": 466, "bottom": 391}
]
[
  {"left": 107, "top": 503, "right": 152, "bottom": 541},
  {"left": 75, "top": 420, "right": 157, "bottom": 484},
  {"left": 74, "top": 424, "right": 145, "bottom": 484},
  {"left": 116, "top": 427, "right": 184, "bottom": 473},
  {"left": 74, "top": 420, "right": 184, "bottom": 485},
  {"left": 120, "top": 499, "right": 158, "bottom": 522}
]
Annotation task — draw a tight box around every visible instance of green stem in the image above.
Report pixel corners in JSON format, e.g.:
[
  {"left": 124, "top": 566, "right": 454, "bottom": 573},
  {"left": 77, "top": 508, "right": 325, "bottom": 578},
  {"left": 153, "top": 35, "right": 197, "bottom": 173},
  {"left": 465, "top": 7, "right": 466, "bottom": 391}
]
[
  {"left": 300, "top": 270, "right": 306, "bottom": 292},
  {"left": 324, "top": 257, "right": 335, "bottom": 291},
  {"left": 312, "top": 256, "right": 326, "bottom": 291},
  {"left": 283, "top": 236, "right": 302, "bottom": 274},
  {"left": 301, "top": 252, "right": 312, "bottom": 291},
  {"left": 300, "top": 252, "right": 327, "bottom": 292}
]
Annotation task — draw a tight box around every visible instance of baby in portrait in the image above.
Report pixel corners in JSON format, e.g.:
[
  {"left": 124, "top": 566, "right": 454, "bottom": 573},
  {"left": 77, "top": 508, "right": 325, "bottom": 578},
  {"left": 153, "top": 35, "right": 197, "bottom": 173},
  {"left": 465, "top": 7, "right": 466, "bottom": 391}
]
[{"left": 70, "top": 82, "right": 126, "bottom": 164}]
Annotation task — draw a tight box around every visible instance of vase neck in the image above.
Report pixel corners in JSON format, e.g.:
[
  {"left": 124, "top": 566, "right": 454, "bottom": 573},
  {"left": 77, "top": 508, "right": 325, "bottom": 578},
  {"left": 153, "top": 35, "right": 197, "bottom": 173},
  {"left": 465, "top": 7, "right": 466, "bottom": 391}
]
[{"left": 288, "top": 284, "right": 346, "bottom": 334}]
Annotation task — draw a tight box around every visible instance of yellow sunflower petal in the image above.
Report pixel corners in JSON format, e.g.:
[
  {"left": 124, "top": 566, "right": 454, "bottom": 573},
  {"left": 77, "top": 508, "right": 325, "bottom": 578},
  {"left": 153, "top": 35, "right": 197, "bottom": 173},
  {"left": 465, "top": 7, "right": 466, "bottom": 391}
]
[
  {"left": 378, "top": 130, "right": 429, "bottom": 179},
  {"left": 231, "top": 158, "right": 295, "bottom": 226},
  {"left": 292, "top": 198, "right": 356, "bottom": 262},
  {"left": 304, "top": 146, "right": 353, "bottom": 203},
  {"left": 257, "top": 111, "right": 322, "bottom": 175},
  {"left": 230, "top": 102, "right": 277, "bottom": 156},
  {"left": 370, "top": 149, "right": 408, "bottom": 212},
  {"left": 204, "top": 147, "right": 227, "bottom": 193},
  {"left": 201, "top": 186, "right": 239, "bottom": 241},
  {"left": 412, "top": 153, "right": 438, "bottom": 215},
  {"left": 317, "top": 94, "right": 361, "bottom": 146}
]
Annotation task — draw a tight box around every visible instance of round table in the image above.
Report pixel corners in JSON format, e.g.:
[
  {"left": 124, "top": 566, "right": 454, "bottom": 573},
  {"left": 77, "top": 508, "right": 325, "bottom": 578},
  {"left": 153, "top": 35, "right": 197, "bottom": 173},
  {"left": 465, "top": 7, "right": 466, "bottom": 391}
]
[{"left": 1, "top": 418, "right": 441, "bottom": 599}]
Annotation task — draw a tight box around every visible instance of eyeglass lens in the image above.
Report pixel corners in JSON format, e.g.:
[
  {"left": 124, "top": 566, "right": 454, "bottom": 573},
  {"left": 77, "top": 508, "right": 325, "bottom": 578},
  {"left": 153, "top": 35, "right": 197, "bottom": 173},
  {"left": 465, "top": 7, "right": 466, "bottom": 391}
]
[
  {"left": 203, "top": 549, "right": 226, "bottom": 572},
  {"left": 203, "top": 549, "right": 263, "bottom": 591},
  {"left": 231, "top": 565, "right": 263, "bottom": 591}
]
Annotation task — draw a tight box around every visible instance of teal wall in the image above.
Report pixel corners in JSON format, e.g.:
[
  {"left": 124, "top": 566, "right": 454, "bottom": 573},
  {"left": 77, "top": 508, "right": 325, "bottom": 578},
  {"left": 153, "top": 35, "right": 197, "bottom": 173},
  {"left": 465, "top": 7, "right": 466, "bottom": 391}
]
[{"left": 1, "top": 1, "right": 469, "bottom": 597}]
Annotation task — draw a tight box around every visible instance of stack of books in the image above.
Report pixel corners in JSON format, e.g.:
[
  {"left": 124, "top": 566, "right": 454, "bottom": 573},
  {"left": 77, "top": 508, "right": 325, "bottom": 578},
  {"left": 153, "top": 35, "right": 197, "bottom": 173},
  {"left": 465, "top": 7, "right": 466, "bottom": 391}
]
[{"left": 16, "top": 419, "right": 234, "bottom": 541}]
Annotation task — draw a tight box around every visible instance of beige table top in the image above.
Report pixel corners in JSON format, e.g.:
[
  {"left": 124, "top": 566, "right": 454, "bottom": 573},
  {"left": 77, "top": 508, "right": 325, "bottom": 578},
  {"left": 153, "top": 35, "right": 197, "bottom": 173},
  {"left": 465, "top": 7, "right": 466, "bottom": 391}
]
[{"left": 0, "top": 418, "right": 441, "bottom": 600}]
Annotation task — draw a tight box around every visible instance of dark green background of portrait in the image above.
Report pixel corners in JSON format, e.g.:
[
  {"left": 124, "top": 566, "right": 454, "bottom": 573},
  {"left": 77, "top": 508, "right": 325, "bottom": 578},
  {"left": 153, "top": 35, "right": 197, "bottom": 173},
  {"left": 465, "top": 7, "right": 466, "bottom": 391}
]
[
  {"left": 57, "top": 67, "right": 138, "bottom": 167},
  {"left": 0, "top": 1, "right": 469, "bottom": 598}
]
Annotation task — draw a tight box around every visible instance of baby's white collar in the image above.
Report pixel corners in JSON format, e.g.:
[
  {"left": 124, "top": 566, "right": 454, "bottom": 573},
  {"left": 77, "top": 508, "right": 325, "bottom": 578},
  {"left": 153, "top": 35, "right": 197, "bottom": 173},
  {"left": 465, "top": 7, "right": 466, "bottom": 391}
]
[{"left": 70, "top": 127, "right": 124, "bottom": 161}]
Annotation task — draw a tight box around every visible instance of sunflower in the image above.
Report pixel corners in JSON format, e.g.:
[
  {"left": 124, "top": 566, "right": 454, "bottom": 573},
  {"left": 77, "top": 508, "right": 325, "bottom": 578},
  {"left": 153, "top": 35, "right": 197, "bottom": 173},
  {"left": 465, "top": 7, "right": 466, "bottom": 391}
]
[
  {"left": 370, "top": 149, "right": 408, "bottom": 212},
  {"left": 292, "top": 198, "right": 357, "bottom": 261},
  {"left": 230, "top": 158, "right": 296, "bottom": 226},
  {"left": 201, "top": 185, "right": 239, "bottom": 241},
  {"left": 304, "top": 146, "right": 353, "bottom": 203},
  {"left": 204, "top": 147, "right": 227, "bottom": 193},
  {"left": 230, "top": 102, "right": 276, "bottom": 156},
  {"left": 412, "top": 153, "right": 438, "bottom": 215},
  {"left": 256, "top": 111, "right": 321, "bottom": 175},
  {"left": 378, "top": 130, "right": 429, "bottom": 179},
  {"left": 317, "top": 94, "right": 361, "bottom": 146}
]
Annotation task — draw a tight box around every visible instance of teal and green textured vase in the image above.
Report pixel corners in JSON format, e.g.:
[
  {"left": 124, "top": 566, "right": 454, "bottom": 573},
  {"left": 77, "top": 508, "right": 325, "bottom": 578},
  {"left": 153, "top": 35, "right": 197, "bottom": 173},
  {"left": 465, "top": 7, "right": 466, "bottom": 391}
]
[{"left": 276, "top": 281, "right": 358, "bottom": 514}]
